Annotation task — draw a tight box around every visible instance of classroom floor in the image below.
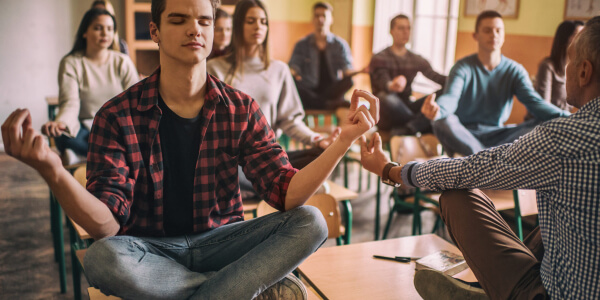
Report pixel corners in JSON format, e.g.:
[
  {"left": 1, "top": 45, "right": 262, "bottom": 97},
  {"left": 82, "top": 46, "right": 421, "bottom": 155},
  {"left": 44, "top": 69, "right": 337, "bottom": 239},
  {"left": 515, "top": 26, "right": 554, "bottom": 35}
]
[{"left": 0, "top": 152, "right": 534, "bottom": 299}]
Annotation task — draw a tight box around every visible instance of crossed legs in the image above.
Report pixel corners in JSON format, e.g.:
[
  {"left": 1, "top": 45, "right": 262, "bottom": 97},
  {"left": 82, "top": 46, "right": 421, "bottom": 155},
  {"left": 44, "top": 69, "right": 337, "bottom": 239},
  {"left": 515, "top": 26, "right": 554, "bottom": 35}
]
[
  {"left": 439, "top": 189, "right": 548, "bottom": 300},
  {"left": 84, "top": 206, "right": 327, "bottom": 300}
]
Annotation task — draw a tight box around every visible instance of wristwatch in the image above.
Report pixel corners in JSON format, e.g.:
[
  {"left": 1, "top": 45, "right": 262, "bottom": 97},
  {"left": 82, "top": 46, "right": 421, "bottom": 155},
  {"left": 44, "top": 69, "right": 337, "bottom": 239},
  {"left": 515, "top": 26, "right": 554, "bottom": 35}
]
[{"left": 381, "top": 162, "right": 401, "bottom": 187}]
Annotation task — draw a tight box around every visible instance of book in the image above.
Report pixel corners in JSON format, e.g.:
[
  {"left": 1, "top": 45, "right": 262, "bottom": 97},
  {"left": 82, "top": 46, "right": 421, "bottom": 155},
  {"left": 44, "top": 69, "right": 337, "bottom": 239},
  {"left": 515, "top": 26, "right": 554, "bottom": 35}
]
[{"left": 415, "top": 250, "right": 468, "bottom": 276}]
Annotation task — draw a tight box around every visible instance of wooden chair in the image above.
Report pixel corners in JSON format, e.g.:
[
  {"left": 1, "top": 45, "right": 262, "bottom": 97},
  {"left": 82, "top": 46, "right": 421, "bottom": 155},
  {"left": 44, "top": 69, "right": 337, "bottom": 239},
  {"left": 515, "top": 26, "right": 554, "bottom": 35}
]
[
  {"left": 256, "top": 193, "right": 345, "bottom": 245},
  {"left": 382, "top": 134, "right": 446, "bottom": 238}
]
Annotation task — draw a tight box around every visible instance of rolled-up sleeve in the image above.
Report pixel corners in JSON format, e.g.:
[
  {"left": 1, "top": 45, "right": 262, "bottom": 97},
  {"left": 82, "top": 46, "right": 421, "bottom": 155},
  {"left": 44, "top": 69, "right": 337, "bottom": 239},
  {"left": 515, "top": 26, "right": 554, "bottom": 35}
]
[
  {"left": 240, "top": 99, "right": 298, "bottom": 211},
  {"left": 86, "top": 107, "right": 135, "bottom": 227}
]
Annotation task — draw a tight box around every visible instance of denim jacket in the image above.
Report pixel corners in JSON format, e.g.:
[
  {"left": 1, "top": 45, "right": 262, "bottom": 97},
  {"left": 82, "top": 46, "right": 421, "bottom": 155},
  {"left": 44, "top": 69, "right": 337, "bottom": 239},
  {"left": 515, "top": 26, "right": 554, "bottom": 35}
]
[{"left": 288, "top": 33, "right": 353, "bottom": 89}]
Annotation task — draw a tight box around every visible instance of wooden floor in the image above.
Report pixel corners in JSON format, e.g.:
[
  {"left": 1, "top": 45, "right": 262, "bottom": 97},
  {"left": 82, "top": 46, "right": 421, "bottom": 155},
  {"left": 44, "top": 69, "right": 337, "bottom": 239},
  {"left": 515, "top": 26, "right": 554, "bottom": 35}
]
[{"left": 0, "top": 152, "right": 534, "bottom": 299}]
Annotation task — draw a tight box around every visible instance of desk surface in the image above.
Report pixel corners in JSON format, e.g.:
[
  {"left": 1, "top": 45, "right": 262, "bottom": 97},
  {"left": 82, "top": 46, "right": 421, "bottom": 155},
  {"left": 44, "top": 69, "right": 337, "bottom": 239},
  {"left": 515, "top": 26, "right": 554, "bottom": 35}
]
[
  {"left": 46, "top": 96, "right": 58, "bottom": 105},
  {"left": 297, "top": 234, "right": 462, "bottom": 300}
]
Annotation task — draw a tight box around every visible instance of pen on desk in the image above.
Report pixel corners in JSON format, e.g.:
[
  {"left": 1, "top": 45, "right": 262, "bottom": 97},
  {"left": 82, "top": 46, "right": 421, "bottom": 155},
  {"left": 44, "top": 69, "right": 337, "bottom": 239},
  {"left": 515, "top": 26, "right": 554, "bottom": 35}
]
[{"left": 373, "top": 255, "right": 411, "bottom": 263}]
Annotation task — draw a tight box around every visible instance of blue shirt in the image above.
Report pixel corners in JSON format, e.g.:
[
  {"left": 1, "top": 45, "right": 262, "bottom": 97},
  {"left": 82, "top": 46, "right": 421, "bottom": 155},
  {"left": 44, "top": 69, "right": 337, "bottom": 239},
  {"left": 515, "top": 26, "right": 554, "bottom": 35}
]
[
  {"left": 436, "top": 54, "right": 569, "bottom": 126},
  {"left": 403, "top": 97, "right": 600, "bottom": 299},
  {"left": 288, "top": 33, "right": 353, "bottom": 90}
]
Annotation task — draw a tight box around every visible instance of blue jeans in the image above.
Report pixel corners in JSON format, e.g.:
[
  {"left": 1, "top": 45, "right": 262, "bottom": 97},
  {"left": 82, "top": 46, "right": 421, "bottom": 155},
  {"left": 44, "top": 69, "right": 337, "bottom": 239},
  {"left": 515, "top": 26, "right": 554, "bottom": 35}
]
[
  {"left": 84, "top": 206, "right": 327, "bottom": 300},
  {"left": 432, "top": 114, "right": 542, "bottom": 155},
  {"left": 54, "top": 123, "right": 89, "bottom": 156}
]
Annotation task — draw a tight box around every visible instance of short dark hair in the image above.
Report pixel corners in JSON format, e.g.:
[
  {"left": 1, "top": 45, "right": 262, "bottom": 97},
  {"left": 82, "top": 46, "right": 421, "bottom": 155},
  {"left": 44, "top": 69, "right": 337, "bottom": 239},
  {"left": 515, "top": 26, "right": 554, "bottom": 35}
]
[
  {"left": 69, "top": 8, "right": 117, "bottom": 55},
  {"left": 151, "top": 0, "right": 221, "bottom": 29},
  {"left": 390, "top": 14, "right": 409, "bottom": 31},
  {"left": 313, "top": 1, "right": 333, "bottom": 13},
  {"left": 475, "top": 10, "right": 502, "bottom": 32},
  {"left": 215, "top": 7, "right": 231, "bottom": 20}
]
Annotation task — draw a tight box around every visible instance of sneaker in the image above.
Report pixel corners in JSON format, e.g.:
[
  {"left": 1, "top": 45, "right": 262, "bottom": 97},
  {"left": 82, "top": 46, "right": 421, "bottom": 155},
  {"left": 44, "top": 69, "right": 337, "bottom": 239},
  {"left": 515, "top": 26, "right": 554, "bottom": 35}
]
[
  {"left": 414, "top": 269, "right": 489, "bottom": 300},
  {"left": 255, "top": 274, "right": 308, "bottom": 300}
]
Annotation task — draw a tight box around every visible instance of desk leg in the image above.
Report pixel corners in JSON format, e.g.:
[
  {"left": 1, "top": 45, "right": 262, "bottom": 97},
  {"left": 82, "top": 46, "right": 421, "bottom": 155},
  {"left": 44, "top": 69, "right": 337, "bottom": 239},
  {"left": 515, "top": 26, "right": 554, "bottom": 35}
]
[
  {"left": 341, "top": 200, "right": 352, "bottom": 245},
  {"left": 375, "top": 179, "right": 381, "bottom": 240}
]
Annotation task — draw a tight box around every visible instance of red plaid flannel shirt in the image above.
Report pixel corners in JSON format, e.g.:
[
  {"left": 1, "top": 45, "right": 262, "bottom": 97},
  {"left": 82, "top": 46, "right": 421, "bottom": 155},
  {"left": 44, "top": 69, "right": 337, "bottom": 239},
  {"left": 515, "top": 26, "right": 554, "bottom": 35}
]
[{"left": 86, "top": 68, "right": 297, "bottom": 237}]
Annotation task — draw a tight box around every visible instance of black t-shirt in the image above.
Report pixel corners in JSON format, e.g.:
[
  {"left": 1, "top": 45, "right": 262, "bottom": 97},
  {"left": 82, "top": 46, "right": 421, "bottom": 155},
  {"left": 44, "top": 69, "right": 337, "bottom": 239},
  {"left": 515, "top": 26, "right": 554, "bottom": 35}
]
[
  {"left": 316, "top": 49, "right": 334, "bottom": 92},
  {"left": 158, "top": 95, "right": 203, "bottom": 236}
]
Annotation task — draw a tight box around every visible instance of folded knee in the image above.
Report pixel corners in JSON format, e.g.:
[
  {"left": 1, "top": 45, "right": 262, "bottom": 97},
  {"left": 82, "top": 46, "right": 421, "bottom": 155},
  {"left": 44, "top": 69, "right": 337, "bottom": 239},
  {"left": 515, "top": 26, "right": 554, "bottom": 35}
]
[
  {"left": 291, "top": 206, "right": 328, "bottom": 242},
  {"left": 439, "top": 189, "right": 492, "bottom": 218}
]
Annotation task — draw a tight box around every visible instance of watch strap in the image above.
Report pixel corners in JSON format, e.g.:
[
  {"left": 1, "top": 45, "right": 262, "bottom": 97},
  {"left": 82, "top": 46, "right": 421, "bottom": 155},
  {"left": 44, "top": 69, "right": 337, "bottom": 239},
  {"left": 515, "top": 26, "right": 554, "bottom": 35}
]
[{"left": 382, "top": 162, "right": 397, "bottom": 182}]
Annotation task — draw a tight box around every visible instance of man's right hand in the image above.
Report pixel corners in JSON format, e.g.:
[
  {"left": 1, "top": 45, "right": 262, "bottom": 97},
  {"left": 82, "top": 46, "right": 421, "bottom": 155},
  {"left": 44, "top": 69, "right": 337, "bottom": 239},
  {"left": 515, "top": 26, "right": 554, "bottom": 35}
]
[
  {"left": 41, "top": 121, "right": 67, "bottom": 137},
  {"left": 2, "top": 109, "right": 63, "bottom": 177},
  {"left": 421, "top": 93, "right": 440, "bottom": 120},
  {"left": 388, "top": 75, "right": 407, "bottom": 93}
]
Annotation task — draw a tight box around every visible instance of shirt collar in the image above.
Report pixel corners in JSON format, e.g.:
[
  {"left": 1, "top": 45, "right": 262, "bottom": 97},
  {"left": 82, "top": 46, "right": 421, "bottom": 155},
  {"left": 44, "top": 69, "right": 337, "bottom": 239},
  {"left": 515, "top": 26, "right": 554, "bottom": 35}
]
[
  {"left": 579, "top": 96, "right": 600, "bottom": 113},
  {"left": 136, "top": 67, "right": 229, "bottom": 112}
]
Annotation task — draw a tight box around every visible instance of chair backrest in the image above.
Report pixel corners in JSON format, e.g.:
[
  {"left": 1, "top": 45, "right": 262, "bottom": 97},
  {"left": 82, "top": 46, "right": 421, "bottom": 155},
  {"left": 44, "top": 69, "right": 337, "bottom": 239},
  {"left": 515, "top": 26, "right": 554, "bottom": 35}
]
[
  {"left": 73, "top": 165, "right": 87, "bottom": 188},
  {"left": 389, "top": 134, "right": 442, "bottom": 165},
  {"left": 256, "top": 193, "right": 342, "bottom": 239}
]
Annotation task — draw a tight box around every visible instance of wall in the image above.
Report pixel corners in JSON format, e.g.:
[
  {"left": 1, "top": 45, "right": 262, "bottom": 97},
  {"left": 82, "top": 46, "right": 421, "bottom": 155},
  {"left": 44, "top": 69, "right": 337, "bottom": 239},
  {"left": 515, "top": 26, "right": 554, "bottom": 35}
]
[
  {"left": 0, "top": 0, "right": 127, "bottom": 148},
  {"left": 455, "top": 0, "right": 567, "bottom": 123}
]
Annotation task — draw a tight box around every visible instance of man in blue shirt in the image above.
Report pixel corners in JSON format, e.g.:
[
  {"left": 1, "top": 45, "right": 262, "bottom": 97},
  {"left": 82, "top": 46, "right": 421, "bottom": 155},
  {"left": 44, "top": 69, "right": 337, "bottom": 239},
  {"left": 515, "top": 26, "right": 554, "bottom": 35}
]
[
  {"left": 421, "top": 11, "right": 569, "bottom": 156},
  {"left": 289, "top": 2, "right": 357, "bottom": 110},
  {"left": 361, "top": 15, "right": 600, "bottom": 300}
]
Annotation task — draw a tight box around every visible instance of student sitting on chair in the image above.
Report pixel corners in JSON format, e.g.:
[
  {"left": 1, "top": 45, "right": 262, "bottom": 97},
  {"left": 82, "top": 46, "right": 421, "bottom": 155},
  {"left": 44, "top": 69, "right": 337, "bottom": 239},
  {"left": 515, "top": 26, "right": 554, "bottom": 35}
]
[
  {"left": 361, "top": 16, "right": 600, "bottom": 300},
  {"left": 207, "top": 0, "right": 341, "bottom": 171},
  {"left": 1, "top": 0, "right": 380, "bottom": 298},
  {"left": 420, "top": 10, "right": 570, "bottom": 156},
  {"left": 288, "top": 2, "right": 359, "bottom": 110},
  {"left": 525, "top": 20, "right": 584, "bottom": 120},
  {"left": 369, "top": 14, "right": 446, "bottom": 134},
  {"left": 207, "top": 8, "right": 232, "bottom": 60},
  {"left": 41, "top": 8, "right": 139, "bottom": 165}
]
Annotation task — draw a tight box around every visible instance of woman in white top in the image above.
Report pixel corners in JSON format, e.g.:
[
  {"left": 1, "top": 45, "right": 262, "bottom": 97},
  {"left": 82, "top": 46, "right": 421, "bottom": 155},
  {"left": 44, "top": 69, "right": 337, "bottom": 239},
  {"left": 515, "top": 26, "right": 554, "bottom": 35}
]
[
  {"left": 42, "top": 8, "right": 139, "bottom": 163},
  {"left": 207, "top": 0, "right": 339, "bottom": 171}
]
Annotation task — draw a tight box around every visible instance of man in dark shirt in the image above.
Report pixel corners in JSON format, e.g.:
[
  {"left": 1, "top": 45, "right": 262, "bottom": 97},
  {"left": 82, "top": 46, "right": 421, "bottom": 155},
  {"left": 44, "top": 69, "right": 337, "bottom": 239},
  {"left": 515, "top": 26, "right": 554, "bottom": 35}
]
[
  {"left": 369, "top": 14, "right": 446, "bottom": 134},
  {"left": 1, "top": 0, "right": 380, "bottom": 298},
  {"left": 289, "top": 2, "right": 357, "bottom": 110}
]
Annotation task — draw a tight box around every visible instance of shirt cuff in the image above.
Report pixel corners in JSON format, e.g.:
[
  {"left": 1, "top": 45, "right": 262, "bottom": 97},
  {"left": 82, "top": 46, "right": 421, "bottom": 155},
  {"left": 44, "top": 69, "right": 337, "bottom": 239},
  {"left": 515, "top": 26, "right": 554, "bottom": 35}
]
[{"left": 401, "top": 161, "right": 422, "bottom": 188}]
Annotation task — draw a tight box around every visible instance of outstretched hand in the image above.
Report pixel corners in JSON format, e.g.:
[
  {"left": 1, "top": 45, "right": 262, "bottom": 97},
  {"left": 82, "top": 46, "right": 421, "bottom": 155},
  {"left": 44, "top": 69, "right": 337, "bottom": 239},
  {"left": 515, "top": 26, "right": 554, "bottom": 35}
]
[
  {"left": 2, "top": 109, "right": 63, "bottom": 176},
  {"left": 339, "top": 90, "right": 380, "bottom": 144},
  {"left": 360, "top": 133, "right": 390, "bottom": 177},
  {"left": 420, "top": 93, "right": 439, "bottom": 120}
]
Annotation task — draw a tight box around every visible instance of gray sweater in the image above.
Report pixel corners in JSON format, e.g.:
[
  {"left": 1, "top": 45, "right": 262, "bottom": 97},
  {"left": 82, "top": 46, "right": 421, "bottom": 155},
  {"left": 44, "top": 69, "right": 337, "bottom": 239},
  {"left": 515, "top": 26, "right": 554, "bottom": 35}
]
[
  {"left": 56, "top": 50, "right": 139, "bottom": 136},
  {"left": 207, "top": 56, "right": 319, "bottom": 145}
]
